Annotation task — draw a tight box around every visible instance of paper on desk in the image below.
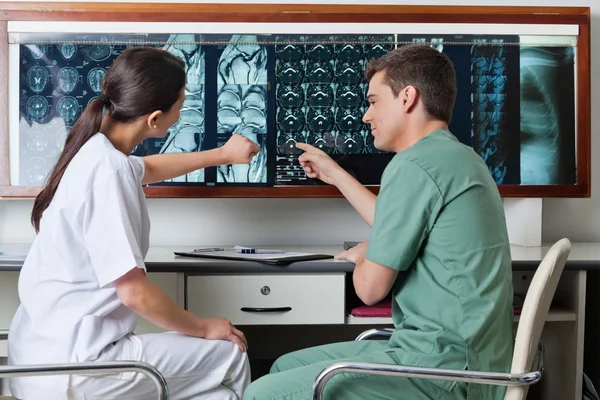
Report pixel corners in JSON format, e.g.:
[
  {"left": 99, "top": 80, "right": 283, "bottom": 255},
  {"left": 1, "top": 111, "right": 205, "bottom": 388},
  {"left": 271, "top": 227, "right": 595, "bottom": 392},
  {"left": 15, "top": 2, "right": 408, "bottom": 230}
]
[
  {"left": 216, "top": 249, "right": 312, "bottom": 260},
  {"left": 182, "top": 246, "right": 321, "bottom": 260}
]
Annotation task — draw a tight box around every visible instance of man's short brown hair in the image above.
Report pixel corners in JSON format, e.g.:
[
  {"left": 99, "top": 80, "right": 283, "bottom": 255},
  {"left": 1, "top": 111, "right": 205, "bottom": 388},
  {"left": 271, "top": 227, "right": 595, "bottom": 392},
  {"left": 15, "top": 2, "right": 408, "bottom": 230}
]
[{"left": 365, "top": 44, "right": 457, "bottom": 124}]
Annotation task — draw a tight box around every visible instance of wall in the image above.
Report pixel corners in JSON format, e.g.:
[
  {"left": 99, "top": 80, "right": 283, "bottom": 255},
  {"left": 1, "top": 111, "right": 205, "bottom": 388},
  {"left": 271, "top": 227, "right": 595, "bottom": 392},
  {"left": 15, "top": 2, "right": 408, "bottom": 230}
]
[{"left": 0, "top": 0, "right": 596, "bottom": 247}]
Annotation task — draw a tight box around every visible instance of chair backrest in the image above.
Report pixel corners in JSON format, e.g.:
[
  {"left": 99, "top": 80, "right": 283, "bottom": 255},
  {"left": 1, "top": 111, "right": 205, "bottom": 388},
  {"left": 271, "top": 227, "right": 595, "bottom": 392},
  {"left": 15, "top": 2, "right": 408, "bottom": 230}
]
[{"left": 504, "top": 238, "right": 571, "bottom": 400}]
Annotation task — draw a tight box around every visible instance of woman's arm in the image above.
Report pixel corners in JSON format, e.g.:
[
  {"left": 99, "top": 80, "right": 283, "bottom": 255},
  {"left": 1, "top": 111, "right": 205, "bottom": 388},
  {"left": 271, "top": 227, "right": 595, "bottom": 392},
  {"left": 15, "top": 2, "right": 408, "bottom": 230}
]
[
  {"left": 141, "top": 134, "right": 260, "bottom": 185},
  {"left": 142, "top": 148, "right": 223, "bottom": 185},
  {"left": 115, "top": 268, "right": 248, "bottom": 351}
]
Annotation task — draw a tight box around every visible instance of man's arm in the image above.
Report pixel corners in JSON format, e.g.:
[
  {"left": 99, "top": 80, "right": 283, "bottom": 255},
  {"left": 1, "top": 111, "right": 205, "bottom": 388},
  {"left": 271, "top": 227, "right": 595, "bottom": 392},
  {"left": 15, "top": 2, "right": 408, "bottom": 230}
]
[
  {"left": 336, "top": 242, "right": 398, "bottom": 305},
  {"left": 297, "top": 143, "right": 377, "bottom": 226},
  {"left": 354, "top": 259, "right": 399, "bottom": 306},
  {"left": 335, "top": 171, "right": 377, "bottom": 227},
  {"left": 140, "top": 134, "right": 260, "bottom": 185}
]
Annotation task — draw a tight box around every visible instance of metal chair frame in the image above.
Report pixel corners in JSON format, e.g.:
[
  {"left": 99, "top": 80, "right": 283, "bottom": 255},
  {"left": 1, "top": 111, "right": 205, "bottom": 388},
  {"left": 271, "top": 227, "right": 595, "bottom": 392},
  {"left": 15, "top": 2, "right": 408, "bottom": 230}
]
[{"left": 0, "top": 329, "right": 169, "bottom": 400}]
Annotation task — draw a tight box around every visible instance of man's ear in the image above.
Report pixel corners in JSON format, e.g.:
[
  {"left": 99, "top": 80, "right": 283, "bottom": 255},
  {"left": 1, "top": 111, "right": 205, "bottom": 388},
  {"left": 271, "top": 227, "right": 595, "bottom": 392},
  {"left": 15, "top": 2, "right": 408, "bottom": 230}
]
[
  {"left": 402, "top": 85, "right": 418, "bottom": 112},
  {"left": 147, "top": 110, "right": 163, "bottom": 130}
]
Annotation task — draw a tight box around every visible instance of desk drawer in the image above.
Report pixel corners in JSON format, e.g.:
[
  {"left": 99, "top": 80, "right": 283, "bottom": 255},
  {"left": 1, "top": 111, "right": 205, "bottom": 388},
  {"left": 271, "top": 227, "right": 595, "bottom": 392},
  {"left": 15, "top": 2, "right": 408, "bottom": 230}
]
[{"left": 186, "top": 274, "right": 345, "bottom": 325}]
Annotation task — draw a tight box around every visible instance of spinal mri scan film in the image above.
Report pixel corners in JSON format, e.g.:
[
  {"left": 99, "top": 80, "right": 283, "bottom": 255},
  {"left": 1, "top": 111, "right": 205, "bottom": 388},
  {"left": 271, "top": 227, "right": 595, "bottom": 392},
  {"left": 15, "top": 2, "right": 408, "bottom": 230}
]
[
  {"left": 215, "top": 35, "right": 268, "bottom": 184},
  {"left": 134, "top": 34, "right": 207, "bottom": 183},
  {"left": 17, "top": 33, "right": 576, "bottom": 187}
]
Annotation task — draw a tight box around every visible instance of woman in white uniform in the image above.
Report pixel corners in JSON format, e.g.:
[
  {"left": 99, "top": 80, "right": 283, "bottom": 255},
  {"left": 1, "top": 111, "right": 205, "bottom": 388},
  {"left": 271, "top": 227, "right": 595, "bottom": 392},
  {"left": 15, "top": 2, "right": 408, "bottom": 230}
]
[{"left": 8, "top": 47, "right": 259, "bottom": 400}]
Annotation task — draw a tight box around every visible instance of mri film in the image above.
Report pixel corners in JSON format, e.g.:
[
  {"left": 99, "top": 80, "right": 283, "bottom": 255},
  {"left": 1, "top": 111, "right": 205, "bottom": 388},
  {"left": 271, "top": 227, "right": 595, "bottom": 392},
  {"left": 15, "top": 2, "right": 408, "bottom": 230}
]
[
  {"left": 18, "top": 35, "right": 209, "bottom": 186},
  {"left": 59, "top": 43, "right": 77, "bottom": 61},
  {"left": 215, "top": 35, "right": 268, "bottom": 184},
  {"left": 25, "top": 95, "right": 49, "bottom": 123},
  {"left": 57, "top": 67, "right": 79, "bottom": 94},
  {"left": 26, "top": 67, "right": 49, "bottom": 93},
  {"left": 469, "top": 38, "right": 514, "bottom": 184},
  {"left": 132, "top": 34, "right": 207, "bottom": 183},
  {"left": 18, "top": 41, "right": 119, "bottom": 185},
  {"left": 274, "top": 35, "right": 395, "bottom": 186},
  {"left": 87, "top": 67, "right": 105, "bottom": 94}
]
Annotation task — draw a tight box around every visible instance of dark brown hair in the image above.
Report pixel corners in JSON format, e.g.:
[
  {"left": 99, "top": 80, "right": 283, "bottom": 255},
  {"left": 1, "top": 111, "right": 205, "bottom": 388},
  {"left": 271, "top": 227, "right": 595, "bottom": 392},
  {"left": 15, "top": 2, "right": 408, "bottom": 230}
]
[
  {"left": 31, "top": 46, "right": 186, "bottom": 232},
  {"left": 365, "top": 44, "right": 457, "bottom": 124}
]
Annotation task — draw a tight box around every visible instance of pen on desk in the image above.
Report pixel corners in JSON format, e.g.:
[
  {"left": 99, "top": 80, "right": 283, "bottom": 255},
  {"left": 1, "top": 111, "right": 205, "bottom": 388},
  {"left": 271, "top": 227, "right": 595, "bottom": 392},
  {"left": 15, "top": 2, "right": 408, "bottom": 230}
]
[
  {"left": 235, "top": 248, "right": 286, "bottom": 254},
  {"left": 193, "top": 247, "right": 224, "bottom": 253}
]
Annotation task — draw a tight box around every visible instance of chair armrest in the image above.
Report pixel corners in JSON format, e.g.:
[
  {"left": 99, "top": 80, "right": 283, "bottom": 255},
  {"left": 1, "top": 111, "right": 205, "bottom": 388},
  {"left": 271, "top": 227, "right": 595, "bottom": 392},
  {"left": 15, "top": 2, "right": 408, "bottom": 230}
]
[
  {"left": 0, "top": 361, "right": 169, "bottom": 400},
  {"left": 355, "top": 328, "right": 394, "bottom": 341},
  {"left": 312, "top": 362, "right": 541, "bottom": 400},
  {"left": 313, "top": 345, "right": 544, "bottom": 400}
]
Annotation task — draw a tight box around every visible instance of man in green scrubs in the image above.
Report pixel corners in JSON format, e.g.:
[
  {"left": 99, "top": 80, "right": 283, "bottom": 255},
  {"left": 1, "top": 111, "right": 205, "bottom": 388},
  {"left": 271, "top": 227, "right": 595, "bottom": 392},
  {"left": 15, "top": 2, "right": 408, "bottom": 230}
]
[{"left": 243, "top": 44, "right": 514, "bottom": 400}]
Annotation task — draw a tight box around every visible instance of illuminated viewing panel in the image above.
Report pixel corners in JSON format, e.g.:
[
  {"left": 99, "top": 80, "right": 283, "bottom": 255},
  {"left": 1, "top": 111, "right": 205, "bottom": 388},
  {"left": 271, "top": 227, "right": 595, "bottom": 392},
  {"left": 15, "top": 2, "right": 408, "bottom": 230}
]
[{"left": 8, "top": 25, "right": 578, "bottom": 189}]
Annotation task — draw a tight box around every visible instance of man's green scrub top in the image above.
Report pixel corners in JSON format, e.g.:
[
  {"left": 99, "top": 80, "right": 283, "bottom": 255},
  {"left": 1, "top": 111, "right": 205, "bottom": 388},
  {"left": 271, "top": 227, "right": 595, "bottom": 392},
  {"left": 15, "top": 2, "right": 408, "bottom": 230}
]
[{"left": 366, "top": 129, "right": 515, "bottom": 399}]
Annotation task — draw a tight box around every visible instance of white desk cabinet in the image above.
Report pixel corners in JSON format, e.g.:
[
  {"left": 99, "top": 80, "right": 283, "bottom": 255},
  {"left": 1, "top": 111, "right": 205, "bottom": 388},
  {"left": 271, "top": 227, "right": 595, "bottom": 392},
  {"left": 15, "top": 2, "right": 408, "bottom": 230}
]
[{"left": 187, "top": 273, "right": 346, "bottom": 325}]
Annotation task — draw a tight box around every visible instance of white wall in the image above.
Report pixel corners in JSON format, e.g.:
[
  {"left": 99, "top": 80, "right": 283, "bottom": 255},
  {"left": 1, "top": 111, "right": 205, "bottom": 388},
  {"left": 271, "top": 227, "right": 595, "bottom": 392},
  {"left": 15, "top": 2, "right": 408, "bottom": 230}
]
[{"left": 0, "top": 0, "right": 596, "bottom": 246}]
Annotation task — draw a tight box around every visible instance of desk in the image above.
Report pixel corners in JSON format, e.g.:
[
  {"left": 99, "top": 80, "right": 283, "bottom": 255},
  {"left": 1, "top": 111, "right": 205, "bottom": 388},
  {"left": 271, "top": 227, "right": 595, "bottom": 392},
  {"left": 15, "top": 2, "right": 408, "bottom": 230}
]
[{"left": 0, "top": 243, "right": 594, "bottom": 400}]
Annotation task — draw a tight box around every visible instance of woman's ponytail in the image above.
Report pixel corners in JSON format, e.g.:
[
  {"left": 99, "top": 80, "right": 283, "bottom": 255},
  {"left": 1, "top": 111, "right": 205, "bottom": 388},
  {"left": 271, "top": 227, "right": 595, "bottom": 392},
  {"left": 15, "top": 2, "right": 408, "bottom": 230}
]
[{"left": 30, "top": 97, "right": 106, "bottom": 233}]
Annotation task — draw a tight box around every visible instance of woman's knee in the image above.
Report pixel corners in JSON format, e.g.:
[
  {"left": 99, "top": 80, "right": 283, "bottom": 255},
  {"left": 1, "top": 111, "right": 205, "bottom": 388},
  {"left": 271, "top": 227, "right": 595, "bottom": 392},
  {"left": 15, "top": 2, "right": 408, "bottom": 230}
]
[{"left": 221, "top": 343, "right": 251, "bottom": 385}]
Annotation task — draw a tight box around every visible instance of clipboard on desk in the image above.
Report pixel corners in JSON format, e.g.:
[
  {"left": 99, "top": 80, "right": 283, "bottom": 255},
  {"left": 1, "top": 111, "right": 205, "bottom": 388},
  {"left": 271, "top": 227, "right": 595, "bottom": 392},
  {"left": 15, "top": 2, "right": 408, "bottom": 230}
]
[{"left": 174, "top": 247, "right": 334, "bottom": 266}]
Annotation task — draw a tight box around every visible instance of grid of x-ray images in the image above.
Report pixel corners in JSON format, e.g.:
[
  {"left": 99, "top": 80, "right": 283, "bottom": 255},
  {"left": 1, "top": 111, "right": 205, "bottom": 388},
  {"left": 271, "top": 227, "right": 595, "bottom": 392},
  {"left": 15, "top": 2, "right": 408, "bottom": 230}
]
[
  {"left": 16, "top": 33, "right": 577, "bottom": 188},
  {"left": 18, "top": 36, "right": 207, "bottom": 186},
  {"left": 216, "top": 35, "right": 268, "bottom": 184},
  {"left": 274, "top": 35, "right": 394, "bottom": 185}
]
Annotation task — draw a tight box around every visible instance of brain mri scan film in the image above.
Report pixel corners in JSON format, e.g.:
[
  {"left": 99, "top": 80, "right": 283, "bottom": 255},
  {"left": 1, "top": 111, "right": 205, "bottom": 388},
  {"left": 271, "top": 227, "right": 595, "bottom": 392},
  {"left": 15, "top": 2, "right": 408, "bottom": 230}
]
[
  {"left": 274, "top": 34, "right": 394, "bottom": 185},
  {"left": 87, "top": 68, "right": 106, "bottom": 93},
  {"left": 57, "top": 67, "right": 79, "bottom": 94},
  {"left": 25, "top": 95, "right": 49, "bottom": 123},
  {"left": 26, "top": 67, "right": 50, "bottom": 93},
  {"left": 59, "top": 43, "right": 77, "bottom": 61}
]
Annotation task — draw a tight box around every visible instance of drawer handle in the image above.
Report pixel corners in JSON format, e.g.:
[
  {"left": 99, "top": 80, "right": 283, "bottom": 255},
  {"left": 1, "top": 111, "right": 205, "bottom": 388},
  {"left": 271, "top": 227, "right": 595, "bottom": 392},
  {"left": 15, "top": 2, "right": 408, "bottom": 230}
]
[{"left": 240, "top": 307, "right": 292, "bottom": 313}]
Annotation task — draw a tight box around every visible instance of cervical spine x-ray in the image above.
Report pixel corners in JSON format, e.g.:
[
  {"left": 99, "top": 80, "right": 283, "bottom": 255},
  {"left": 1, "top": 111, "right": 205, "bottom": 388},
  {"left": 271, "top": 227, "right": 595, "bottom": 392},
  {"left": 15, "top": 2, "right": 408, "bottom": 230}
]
[{"left": 17, "top": 32, "right": 576, "bottom": 187}]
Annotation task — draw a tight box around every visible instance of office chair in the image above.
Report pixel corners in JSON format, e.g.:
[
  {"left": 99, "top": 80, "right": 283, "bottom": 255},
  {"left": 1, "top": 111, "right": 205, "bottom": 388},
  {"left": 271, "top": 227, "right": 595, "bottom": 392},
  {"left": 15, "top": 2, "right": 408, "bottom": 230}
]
[
  {"left": 313, "top": 238, "right": 571, "bottom": 400},
  {"left": 0, "top": 330, "right": 169, "bottom": 400}
]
